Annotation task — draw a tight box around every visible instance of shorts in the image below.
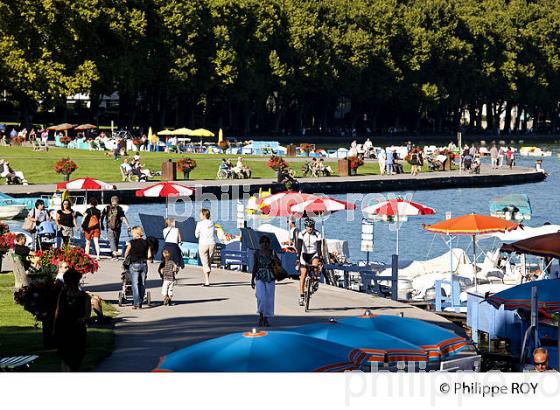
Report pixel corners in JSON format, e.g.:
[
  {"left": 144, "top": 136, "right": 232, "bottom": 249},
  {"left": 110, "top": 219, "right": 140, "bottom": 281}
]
[
  {"left": 300, "top": 252, "right": 320, "bottom": 266},
  {"left": 84, "top": 229, "right": 100, "bottom": 240}
]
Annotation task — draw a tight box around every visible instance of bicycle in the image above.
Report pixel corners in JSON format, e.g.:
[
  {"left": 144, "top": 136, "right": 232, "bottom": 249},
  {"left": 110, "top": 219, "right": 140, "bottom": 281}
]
[{"left": 302, "top": 262, "right": 322, "bottom": 312}]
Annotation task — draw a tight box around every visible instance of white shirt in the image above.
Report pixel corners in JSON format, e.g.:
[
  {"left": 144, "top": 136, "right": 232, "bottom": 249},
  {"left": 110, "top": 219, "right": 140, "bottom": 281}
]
[
  {"left": 298, "top": 230, "right": 322, "bottom": 254},
  {"left": 163, "top": 227, "right": 180, "bottom": 244},
  {"left": 195, "top": 219, "right": 216, "bottom": 245}
]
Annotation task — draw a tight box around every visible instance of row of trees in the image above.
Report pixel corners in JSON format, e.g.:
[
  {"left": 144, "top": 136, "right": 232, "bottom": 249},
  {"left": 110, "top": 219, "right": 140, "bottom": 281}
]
[{"left": 1, "top": 0, "right": 559, "bottom": 136}]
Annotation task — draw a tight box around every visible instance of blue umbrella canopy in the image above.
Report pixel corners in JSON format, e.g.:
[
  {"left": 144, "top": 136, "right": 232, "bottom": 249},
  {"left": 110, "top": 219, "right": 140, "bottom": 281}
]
[
  {"left": 154, "top": 330, "right": 366, "bottom": 372},
  {"left": 340, "top": 314, "right": 469, "bottom": 361},
  {"left": 292, "top": 319, "right": 428, "bottom": 363},
  {"left": 487, "top": 279, "right": 560, "bottom": 314}
]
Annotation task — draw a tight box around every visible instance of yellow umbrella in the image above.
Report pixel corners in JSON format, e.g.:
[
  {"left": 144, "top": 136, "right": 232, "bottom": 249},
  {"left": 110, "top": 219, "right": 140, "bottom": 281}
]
[
  {"left": 187, "top": 128, "right": 215, "bottom": 137},
  {"left": 170, "top": 127, "right": 193, "bottom": 135},
  {"left": 157, "top": 129, "right": 175, "bottom": 136},
  {"left": 218, "top": 128, "right": 223, "bottom": 143},
  {"left": 148, "top": 126, "right": 153, "bottom": 139}
]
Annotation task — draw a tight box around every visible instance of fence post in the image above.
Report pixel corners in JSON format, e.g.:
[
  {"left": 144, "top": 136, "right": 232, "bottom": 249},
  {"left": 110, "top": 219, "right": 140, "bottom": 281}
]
[{"left": 391, "top": 254, "right": 398, "bottom": 301}]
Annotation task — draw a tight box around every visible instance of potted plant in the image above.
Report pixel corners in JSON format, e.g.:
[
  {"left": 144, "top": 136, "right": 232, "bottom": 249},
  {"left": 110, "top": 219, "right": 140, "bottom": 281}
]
[
  {"left": 54, "top": 157, "right": 78, "bottom": 181},
  {"left": 59, "top": 135, "right": 71, "bottom": 147},
  {"left": 267, "top": 155, "right": 289, "bottom": 182},
  {"left": 13, "top": 246, "right": 98, "bottom": 347},
  {"left": 0, "top": 223, "right": 15, "bottom": 273},
  {"left": 176, "top": 157, "right": 197, "bottom": 180},
  {"left": 347, "top": 156, "right": 364, "bottom": 176}
]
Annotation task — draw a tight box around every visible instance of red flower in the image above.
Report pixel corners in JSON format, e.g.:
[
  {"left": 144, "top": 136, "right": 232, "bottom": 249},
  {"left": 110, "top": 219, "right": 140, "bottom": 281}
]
[{"left": 54, "top": 158, "right": 78, "bottom": 175}]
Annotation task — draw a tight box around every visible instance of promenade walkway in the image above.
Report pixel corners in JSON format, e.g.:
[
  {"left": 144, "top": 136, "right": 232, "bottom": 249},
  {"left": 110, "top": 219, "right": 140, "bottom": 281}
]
[{"left": 78, "top": 259, "right": 467, "bottom": 372}]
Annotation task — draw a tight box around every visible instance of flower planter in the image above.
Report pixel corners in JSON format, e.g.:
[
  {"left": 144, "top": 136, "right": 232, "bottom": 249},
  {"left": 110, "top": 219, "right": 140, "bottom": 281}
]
[
  {"left": 350, "top": 168, "right": 357, "bottom": 176},
  {"left": 63, "top": 173, "right": 71, "bottom": 181},
  {"left": 183, "top": 170, "right": 191, "bottom": 180},
  {"left": 276, "top": 169, "right": 283, "bottom": 183}
]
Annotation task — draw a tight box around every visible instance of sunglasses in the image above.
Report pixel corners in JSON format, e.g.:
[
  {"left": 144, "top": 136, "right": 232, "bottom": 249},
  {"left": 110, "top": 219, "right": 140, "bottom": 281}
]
[{"left": 534, "top": 361, "right": 548, "bottom": 366}]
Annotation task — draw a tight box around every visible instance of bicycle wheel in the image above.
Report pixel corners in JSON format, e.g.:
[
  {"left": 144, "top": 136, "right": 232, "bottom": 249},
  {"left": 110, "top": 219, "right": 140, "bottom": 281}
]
[{"left": 304, "top": 275, "right": 312, "bottom": 312}]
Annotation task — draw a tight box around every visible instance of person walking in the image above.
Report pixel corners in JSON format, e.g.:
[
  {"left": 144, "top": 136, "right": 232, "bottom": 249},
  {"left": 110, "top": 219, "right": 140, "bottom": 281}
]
[
  {"left": 498, "top": 146, "right": 505, "bottom": 167},
  {"left": 124, "top": 226, "right": 152, "bottom": 309},
  {"left": 490, "top": 144, "right": 499, "bottom": 169},
  {"left": 55, "top": 199, "right": 77, "bottom": 246},
  {"left": 81, "top": 198, "right": 102, "bottom": 259},
  {"left": 251, "top": 235, "right": 278, "bottom": 327},
  {"left": 158, "top": 249, "right": 178, "bottom": 306},
  {"left": 410, "top": 148, "right": 421, "bottom": 176},
  {"left": 162, "top": 218, "right": 185, "bottom": 269},
  {"left": 53, "top": 267, "right": 91, "bottom": 371},
  {"left": 102, "top": 196, "right": 130, "bottom": 260},
  {"left": 506, "top": 146, "right": 514, "bottom": 169},
  {"left": 378, "top": 148, "right": 386, "bottom": 175},
  {"left": 385, "top": 148, "right": 394, "bottom": 174},
  {"left": 28, "top": 199, "right": 51, "bottom": 250},
  {"left": 195, "top": 208, "right": 216, "bottom": 286}
]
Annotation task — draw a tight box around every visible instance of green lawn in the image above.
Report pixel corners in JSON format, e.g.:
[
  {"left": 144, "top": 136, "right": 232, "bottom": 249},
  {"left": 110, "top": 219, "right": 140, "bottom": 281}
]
[
  {"left": 0, "top": 273, "right": 117, "bottom": 371},
  {"left": 0, "top": 146, "right": 428, "bottom": 184}
]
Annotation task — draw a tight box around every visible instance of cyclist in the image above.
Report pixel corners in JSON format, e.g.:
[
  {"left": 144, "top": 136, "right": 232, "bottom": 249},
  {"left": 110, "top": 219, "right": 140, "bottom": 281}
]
[{"left": 296, "top": 218, "right": 322, "bottom": 306}]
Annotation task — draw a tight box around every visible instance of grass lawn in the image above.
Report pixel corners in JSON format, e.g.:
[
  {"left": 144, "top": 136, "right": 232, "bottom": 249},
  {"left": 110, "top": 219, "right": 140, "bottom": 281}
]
[
  {"left": 0, "top": 146, "right": 428, "bottom": 184},
  {"left": 0, "top": 273, "right": 117, "bottom": 371}
]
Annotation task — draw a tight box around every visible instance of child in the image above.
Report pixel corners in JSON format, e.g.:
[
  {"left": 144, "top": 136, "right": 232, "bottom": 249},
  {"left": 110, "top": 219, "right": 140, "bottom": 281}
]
[{"left": 158, "top": 249, "right": 178, "bottom": 306}]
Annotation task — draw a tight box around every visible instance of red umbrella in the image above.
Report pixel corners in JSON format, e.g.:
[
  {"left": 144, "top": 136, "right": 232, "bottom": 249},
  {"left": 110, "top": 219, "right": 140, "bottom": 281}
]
[
  {"left": 289, "top": 197, "right": 356, "bottom": 215},
  {"left": 56, "top": 178, "right": 113, "bottom": 191},
  {"left": 256, "top": 191, "right": 316, "bottom": 217},
  {"left": 135, "top": 182, "right": 195, "bottom": 216}
]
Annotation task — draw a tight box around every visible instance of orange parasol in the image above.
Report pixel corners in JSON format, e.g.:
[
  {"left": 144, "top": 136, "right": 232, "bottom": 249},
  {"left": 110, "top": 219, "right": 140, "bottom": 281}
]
[
  {"left": 75, "top": 124, "right": 97, "bottom": 131},
  {"left": 424, "top": 214, "right": 518, "bottom": 289},
  {"left": 424, "top": 214, "right": 518, "bottom": 235}
]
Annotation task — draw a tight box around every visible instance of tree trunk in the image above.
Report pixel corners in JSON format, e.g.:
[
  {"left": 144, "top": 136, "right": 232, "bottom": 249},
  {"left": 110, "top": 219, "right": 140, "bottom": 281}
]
[{"left": 503, "top": 101, "right": 512, "bottom": 134}]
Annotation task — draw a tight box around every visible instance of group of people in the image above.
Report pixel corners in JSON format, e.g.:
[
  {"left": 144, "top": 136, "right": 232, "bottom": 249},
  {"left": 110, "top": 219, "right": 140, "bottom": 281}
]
[
  {"left": 489, "top": 144, "right": 516, "bottom": 169},
  {"left": 302, "top": 158, "right": 332, "bottom": 177},
  {"left": 0, "top": 158, "right": 27, "bottom": 184},
  {"left": 120, "top": 154, "right": 152, "bottom": 181},
  {"left": 377, "top": 148, "right": 405, "bottom": 175},
  {"left": 218, "top": 157, "right": 252, "bottom": 179}
]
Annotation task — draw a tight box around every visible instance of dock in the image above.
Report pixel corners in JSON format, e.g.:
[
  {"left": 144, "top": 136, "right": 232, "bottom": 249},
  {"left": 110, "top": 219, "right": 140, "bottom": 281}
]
[
  {"left": 1, "top": 164, "right": 546, "bottom": 203},
  {"left": 78, "top": 259, "right": 469, "bottom": 372}
]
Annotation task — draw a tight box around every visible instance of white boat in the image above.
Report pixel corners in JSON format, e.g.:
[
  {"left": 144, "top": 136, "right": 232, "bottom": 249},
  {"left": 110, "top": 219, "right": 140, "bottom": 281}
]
[
  {"left": 518, "top": 146, "right": 552, "bottom": 157},
  {"left": 0, "top": 202, "right": 27, "bottom": 220},
  {"left": 45, "top": 194, "right": 129, "bottom": 215}
]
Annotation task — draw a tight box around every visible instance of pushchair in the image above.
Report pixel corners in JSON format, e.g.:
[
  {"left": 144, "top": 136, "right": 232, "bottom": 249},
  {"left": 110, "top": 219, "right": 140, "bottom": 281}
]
[
  {"left": 426, "top": 157, "right": 440, "bottom": 172},
  {"left": 36, "top": 221, "right": 57, "bottom": 251},
  {"left": 118, "top": 264, "right": 152, "bottom": 307}
]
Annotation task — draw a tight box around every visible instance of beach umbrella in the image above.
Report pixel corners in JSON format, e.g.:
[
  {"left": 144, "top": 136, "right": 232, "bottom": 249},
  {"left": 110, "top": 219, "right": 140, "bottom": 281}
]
[
  {"left": 218, "top": 128, "right": 223, "bottom": 143},
  {"left": 340, "top": 314, "right": 469, "bottom": 362},
  {"left": 157, "top": 129, "right": 175, "bottom": 136},
  {"left": 486, "top": 279, "right": 560, "bottom": 314},
  {"left": 256, "top": 191, "right": 316, "bottom": 217},
  {"left": 170, "top": 127, "right": 192, "bottom": 135},
  {"left": 47, "top": 123, "right": 75, "bottom": 131},
  {"left": 501, "top": 232, "right": 560, "bottom": 259},
  {"left": 153, "top": 330, "right": 366, "bottom": 372},
  {"left": 56, "top": 177, "right": 114, "bottom": 205},
  {"left": 135, "top": 182, "right": 195, "bottom": 217},
  {"left": 290, "top": 197, "right": 356, "bottom": 215},
  {"left": 291, "top": 319, "right": 428, "bottom": 364},
  {"left": 187, "top": 128, "right": 215, "bottom": 137},
  {"left": 424, "top": 214, "right": 518, "bottom": 288},
  {"left": 74, "top": 124, "right": 97, "bottom": 131},
  {"left": 363, "top": 198, "right": 435, "bottom": 259}
]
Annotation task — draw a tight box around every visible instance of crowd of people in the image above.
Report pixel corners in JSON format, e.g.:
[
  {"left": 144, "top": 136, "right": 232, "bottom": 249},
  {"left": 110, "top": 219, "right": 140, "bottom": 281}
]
[{"left": 217, "top": 157, "right": 252, "bottom": 179}]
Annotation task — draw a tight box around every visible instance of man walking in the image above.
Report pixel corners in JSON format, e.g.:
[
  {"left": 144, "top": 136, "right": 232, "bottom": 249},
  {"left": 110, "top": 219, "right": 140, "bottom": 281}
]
[
  {"left": 490, "top": 144, "right": 499, "bottom": 169},
  {"left": 102, "top": 196, "right": 130, "bottom": 259}
]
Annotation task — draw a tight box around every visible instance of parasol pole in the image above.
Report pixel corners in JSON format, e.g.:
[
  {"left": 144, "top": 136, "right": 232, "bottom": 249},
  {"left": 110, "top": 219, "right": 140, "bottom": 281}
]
[
  {"left": 473, "top": 234, "right": 478, "bottom": 291},
  {"left": 166, "top": 196, "right": 169, "bottom": 218}
]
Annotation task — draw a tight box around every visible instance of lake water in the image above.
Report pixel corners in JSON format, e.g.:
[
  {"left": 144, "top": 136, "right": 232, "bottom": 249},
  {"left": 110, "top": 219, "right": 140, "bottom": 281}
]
[{"left": 6, "top": 149, "right": 558, "bottom": 265}]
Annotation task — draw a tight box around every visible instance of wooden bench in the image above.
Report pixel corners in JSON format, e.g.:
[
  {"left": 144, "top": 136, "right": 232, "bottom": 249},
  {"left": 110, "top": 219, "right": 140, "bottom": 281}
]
[{"left": 0, "top": 355, "right": 39, "bottom": 371}]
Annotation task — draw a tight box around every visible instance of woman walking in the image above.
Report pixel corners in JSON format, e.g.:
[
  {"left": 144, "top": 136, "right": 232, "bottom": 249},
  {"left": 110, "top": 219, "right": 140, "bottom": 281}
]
[
  {"left": 81, "top": 198, "right": 102, "bottom": 259},
  {"left": 251, "top": 236, "right": 278, "bottom": 327},
  {"left": 53, "top": 267, "right": 91, "bottom": 371},
  {"left": 124, "top": 227, "right": 152, "bottom": 309},
  {"left": 410, "top": 147, "right": 421, "bottom": 176},
  {"left": 195, "top": 208, "right": 216, "bottom": 286},
  {"left": 55, "top": 199, "right": 77, "bottom": 246},
  {"left": 162, "top": 218, "right": 185, "bottom": 270}
]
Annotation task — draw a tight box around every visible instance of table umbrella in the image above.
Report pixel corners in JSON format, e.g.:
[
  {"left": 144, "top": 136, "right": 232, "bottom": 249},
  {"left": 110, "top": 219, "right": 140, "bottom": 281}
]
[
  {"left": 256, "top": 191, "right": 317, "bottom": 217},
  {"left": 340, "top": 314, "right": 469, "bottom": 361},
  {"left": 289, "top": 196, "right": 356, "bottom": 239},
  {"left": 501, "top": 232, "right": 560, "bottom": 259},
  {"left": 153, "top": 330, "right": 366, "bottom": 372},
  {"left": 47, "top": 123, "right": 75, "bottom": 131},
  {"left": 74, "top": 124, "right": 97, "bottom": 131},
  {"left": 187, "top": 128, "right": 215, "bottom": 137},
  {"left": 135, "top": 182, "right": 195, "bottom": 217},
  {"left": 291, "top": 319, "right": 428, "bottom": 364},
  {"left": 363, "top": 198, "right": 435, "bottom": 256},
  {"left": 169, "top": 127, "right": 192, "bottom": 135},
  {"left": 157, "top": 129, "right": 175, "bottom": 136},
  {"left": 424, "top": 214, "right": 518, "bottom": 289},
  {"left": 56, "top": 177, "right": 114, "bottom": 204},
  {"left": 486, "top": 279, "right": 560, "bottom": 313}
]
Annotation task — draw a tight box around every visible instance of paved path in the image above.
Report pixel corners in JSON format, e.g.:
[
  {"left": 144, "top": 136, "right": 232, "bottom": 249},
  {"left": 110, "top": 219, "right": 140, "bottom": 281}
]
[
  {"left": 1, "top": 164, "right": 544, "bottom": 196},
  {"left": 77, "top": 259, "right": 467, "bottom": 372}
]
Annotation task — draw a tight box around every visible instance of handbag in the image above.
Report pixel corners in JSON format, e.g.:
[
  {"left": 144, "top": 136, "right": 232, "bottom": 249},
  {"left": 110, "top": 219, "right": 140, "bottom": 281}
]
[
  {"left": 271, "top": 251, "right": 288, "bottom": 281},
  {"left": 22, "top": 209, "right": 36, "bottom": 232}
]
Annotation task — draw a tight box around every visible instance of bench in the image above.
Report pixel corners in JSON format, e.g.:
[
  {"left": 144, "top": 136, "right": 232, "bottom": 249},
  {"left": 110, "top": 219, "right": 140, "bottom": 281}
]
[{"left": 0, "top": 355, "right": 39, "bottom": 371}]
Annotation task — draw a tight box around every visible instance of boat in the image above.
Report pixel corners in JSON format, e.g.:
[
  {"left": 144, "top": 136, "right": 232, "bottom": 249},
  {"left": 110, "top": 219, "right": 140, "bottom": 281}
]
[
  {"left": 0, "top": 199, "right": 27, "bottom": 220},
  {"left": 45, "top": 193, "right": 129, "bottom": 215},
  {"left": 518, "top": 146, "right": 552, "bottom": 157},
  {"left": 0, "top": 192, "right": 44, "bottom": 210},
  {"left": 489, "top": 194, "right": 532, "bottom": 221}
]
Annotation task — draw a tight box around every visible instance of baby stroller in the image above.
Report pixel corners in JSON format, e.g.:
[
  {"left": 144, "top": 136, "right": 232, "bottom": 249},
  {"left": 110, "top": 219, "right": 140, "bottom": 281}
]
[
  {"left": 36, "top": 221, "right": 57, "bottom": 251},
  {"left": 426, "top": 157, "right": 440, "bottom": 172},
  {"left": 118, "top": 262, "right": 152, "bottom": 307}
]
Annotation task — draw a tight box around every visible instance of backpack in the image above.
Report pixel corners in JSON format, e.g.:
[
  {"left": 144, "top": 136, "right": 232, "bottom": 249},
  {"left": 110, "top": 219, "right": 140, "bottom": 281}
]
[{"left": 106, "top": 205, "right": 120, "bottom": 231}]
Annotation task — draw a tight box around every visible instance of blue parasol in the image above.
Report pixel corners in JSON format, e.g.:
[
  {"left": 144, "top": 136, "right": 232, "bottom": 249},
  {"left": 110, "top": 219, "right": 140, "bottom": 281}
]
[
  {"left": 153, "top": 330, "right": 366, "bottom": 372},
  {"left": 291, "top": 319, "right": 428, "bottom": 363},
  {"left": 340, "top": 314, "right": 469, "bottom": 361},
  {"left": 487, "top": 279, "right": 560, "bottom": 314}
]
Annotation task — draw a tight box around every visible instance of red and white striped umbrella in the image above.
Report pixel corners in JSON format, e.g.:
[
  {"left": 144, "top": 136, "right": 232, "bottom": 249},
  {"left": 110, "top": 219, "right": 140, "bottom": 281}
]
[
  {"left": 56, "top": 177, "right": 113, "bottom": 191},
  {"left": 363, "top": 198, "right": 435, "bottom": 217},
  {"left": 290, "top": 197, "right": 356, "bottom": 215},
  {"left": 257, "top": 191, "right": 317, "bottom": 217},
  {"left": 135, "top": 182, "right": 195, "bottom": 198}
]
